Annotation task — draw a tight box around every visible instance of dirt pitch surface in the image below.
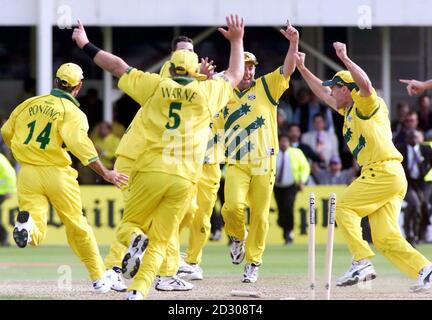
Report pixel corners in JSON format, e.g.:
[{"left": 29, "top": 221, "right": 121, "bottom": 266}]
[{"left": 0, "top": 275, "right": 430, "bottom": 300}]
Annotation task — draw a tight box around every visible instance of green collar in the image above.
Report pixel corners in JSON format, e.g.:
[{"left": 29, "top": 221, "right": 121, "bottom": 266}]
[
  {"left": 51, "top": 88, "right": 80, "bottom": 107},
  {"left": 171, "top": 76, "right": 195, "bottom": 86},
  {"left": 234, "top": 81, "right": 256, "bottom": 98}
]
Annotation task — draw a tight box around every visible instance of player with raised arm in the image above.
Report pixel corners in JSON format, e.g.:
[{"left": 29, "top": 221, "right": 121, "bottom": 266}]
[
  {"left": 295, "top": 43, "right": 432, "bottom": 291},
  {"left": 221, "top": 20, "right": 298, "bottom": 283},
  {"left": 72, "top": 15, "right": 245, "bottom": 299}
]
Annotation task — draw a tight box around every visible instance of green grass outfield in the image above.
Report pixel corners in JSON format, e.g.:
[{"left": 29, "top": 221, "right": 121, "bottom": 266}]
[{"left": 1, "top": 243, "right": 432, "bottom": 281}]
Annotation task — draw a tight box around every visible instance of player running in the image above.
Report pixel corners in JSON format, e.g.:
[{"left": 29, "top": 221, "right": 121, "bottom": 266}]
[
  {"left": 72, "top": 15, "right": 245, "bottom": 299},
  {"left": 295, "top": 42, "right": 432, "bottom": 292},
  {"left": 1, "top": 63, "right": 128, "bottom": 293}
]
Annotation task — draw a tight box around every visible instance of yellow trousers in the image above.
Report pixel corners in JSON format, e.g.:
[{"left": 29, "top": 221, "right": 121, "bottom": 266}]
[
  {"left": 222, "top": 157, "right": 276, "bottom": 265},
  {"left": 336, "top": 160, "right": 430, "bottom": 278},
  {"left": 104, "top": 156, "right": 131, "bottom": 270},
  {"left": 159, "top": 163, "right": 221, "bottom": 276},
  {"left": 17, "top": 164, "right": 105, "bottom": 281},
  {"left": 116, "top": 171, "right": 193, "bottom": 297}
]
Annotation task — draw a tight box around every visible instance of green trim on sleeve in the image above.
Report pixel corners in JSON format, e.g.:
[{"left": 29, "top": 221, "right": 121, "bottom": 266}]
[
  {"left": 125, "top": 67, "right": 134, "bottom": 75},
  {"left": 355, "top": 105, "right": 380, "bottom": 120},
  {"left": 88, "top": 156, "right": 99, "bottom": 164},
  {"left": 261, "top": 77, "right": 278, "bottom": 106}
]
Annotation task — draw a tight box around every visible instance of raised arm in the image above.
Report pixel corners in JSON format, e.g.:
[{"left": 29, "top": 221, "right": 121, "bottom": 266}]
[
  {"left": 279, "top": 20, "right": 299, "bottom": 78},
  {"left": 399, "top": 79, "right": 432, "bottom": 96},
  {"left": 333, "top": 42, "right": 373, "bottom": 97},
  {"left": 218, "top": 14, "right": 245, "bottom": 88},
  {"left": 295, "top": 52, "right": 338, "bottom": 110},
  {"left": 72, "top": 20, "right": 129, "bottom": 78}
]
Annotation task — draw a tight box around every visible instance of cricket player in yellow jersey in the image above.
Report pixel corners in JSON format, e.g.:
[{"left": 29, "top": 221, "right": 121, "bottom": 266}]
[
  {"left": 103, "top": 36, "right": 215, "bottom": 292},
  {"left": 295, "top": 42, "right": 432, "bottom": 292},
  {"left": 221, "top": 22, "right": 298, "bottom": 283},
  {"left": 166, "top": 111, "right": 225, "bottom": 283},
  {"left": 72, "top": 15, "right": 244, "bottom": 300},
  {"left": 0, "top": 63, "right": 128, "bottom": 293}
]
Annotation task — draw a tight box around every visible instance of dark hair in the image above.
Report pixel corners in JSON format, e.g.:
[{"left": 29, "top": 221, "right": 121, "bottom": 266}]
[
  {"left": 278, "top": 132, "right": 290, "bottom": 140},
  {"left": 171, "top": 35, "right": 193, "bottom": 52},
  {"left": 312, "top": 112, "right": 326, "bottom": 121},
  {"left": 287, "top": 123, "right": 301, "bottom": 132},
  {"left": 54, "top": 77, "right": 78, "bottom": 93}
]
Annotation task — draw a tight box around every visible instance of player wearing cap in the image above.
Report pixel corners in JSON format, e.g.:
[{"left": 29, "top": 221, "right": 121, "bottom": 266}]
[
  {"left": 295, "top": 42, "right": 432, "bottom": 292},
  {"left": 0, "top": 63, "right": 128, "bottom": 293},
  {"left": 72, "top": 15, "right": 245, "bottom": 299},
  {"left": 102, "top": 35, "right": 202, "bottom": 292},
  {"left": 220, "top": 21, "right": 298, "bottom": 283},
  {"left": 102, "top": 35, "right": 217, "bottom": 292}
]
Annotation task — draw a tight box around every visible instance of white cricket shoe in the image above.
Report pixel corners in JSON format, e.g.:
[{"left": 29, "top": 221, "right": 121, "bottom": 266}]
[
  {"left": 92, "top": 277, "right": 111, "bottom": 294},
  {"left": 155, "top": 275, "right": 194, "bottom": 291},
  {"left": 242, "top": 263, "right": 259, "bottom": 283},
  {"left": 336, "top": 259, "right": 376, "bottom": 287},
  {"left": 126, "top": 290, "right": 144, "bottom": 300},
  {"left": 13, "top": 211, "right": 34, "bottom": 248},
  {"left": 106, "top": 267, "right": 127, "bottom": 292},
  {"left": 122, "top": 233, "right": 149, "bottom": 279},
  {"left": 178, "top": 263, "right": 203, "bottom": 281},
  {"left": 230, "top": 232, "right": 247, "bottom": 264},
  {"left": 411, "top": 264, "right": 432, "bottom": 293}
]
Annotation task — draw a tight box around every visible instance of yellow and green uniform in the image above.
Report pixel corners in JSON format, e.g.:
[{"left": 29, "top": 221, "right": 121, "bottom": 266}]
[
  {"left": 115, "top": 67, "right": 232, "bottom": 296},
  {"left": 221, "top": 67, "right": 289, "bottom": 265},
  {"left": 159, "top": 111, "right": 225, "bottom": 276},
  {"left": 0, "top": 89, "right": 106, "bottom": 281},
  {"left": 104, "top": 60, "right": 204, "bottom": 270},
  {"left": 0, "top": 153, "right": 16, "bottom": 196},
  {"left": 336, "top": 88, "right": 430, "bottom": 278}
]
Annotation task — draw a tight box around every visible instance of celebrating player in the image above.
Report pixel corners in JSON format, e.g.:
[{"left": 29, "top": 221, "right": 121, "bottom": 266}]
[
  {"left": 0, "top": 63, "right": 128, "bottom": 293},
  {"left": 295, "top": 43, "right": 432, "bottom": 291},
  {"left": 72, "top": 15, "right": 245, "bottom": 299},
  {"left": 220, "top": 20, "right": 298, "bottom": 283}
]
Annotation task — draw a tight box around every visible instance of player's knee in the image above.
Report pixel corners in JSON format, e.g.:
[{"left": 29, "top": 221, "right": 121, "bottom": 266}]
[{"left": 372, "top": 232, "right": 403, "bottom": 252}]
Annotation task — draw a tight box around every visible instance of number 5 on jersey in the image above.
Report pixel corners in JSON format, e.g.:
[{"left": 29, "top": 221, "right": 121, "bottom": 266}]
[
  {"left": 24, "top": 120, "right": 52, "bottom": 149},
  {"left": 165, "top": 102, "right": 182, "bottom": 129}
]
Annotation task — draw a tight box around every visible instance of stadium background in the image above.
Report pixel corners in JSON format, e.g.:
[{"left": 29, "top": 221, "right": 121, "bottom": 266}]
[
  {"left": 0, "top": 0, "right": 428, "bottom": 244},
  {"left": 1, "top": 0, "right": 432, "bottom": 300}
]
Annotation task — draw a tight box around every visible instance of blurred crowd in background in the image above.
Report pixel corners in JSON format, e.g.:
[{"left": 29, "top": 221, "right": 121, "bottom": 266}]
[{"left": 1, "top": 26, "right": 432, "bottom": 247}]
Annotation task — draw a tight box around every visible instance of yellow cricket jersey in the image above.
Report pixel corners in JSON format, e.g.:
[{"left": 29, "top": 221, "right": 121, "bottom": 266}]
[
  {"left": 1, "top": 89, "right": 99, "bottom": 167},
  {"left": 340, "top": 89, "right": 403, "bottom": 167},
  {"left": 118, "top": 67, "right": 232, "bottom": 182},
  {"left": 115, "top": 60, "right": 179, "bottom": 162},
  {"left": 223, "top": 67, "right": 289, "bottom": 162},
  {"left": 204, "top": 111, "right": 225, "bottom": 165}
]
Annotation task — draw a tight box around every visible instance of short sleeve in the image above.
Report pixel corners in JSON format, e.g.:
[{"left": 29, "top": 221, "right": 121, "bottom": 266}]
[
  {"left": 60, "top": 108, "right": 99, "bottom": 166},
  {"left": 118, "top": 68, "right": 161, "bottom": 106},
  {"left": 201, "top": 78, "right": 233, "bottom": 116},
  {"left": 352, "top": 88, "right": 379, "bottom": 118},
  {"left": 260, "top": 67, "right": 290, "bottom": 106}
]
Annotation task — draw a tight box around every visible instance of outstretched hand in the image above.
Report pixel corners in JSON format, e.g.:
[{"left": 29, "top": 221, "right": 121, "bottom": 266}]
[
  {"left": 399, "top": 79, "right": 427, "bottom": 96},
  {"left": 72, "top": 19, "right": 90, "bottom": 49},
  {"left": 218, "top": 14, "right": 244, "bottom": 42},
  {"left": 200, "top": 57, "right": 216, "bottom": 79},
  {"left": 280, "top": 19, "right": 299, "bottom": 43}
]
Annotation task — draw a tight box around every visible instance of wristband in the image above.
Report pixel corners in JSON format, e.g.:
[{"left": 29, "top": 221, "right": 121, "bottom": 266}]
[{"left": 83, "top": 42, "right": 101, "bottom": 59}]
